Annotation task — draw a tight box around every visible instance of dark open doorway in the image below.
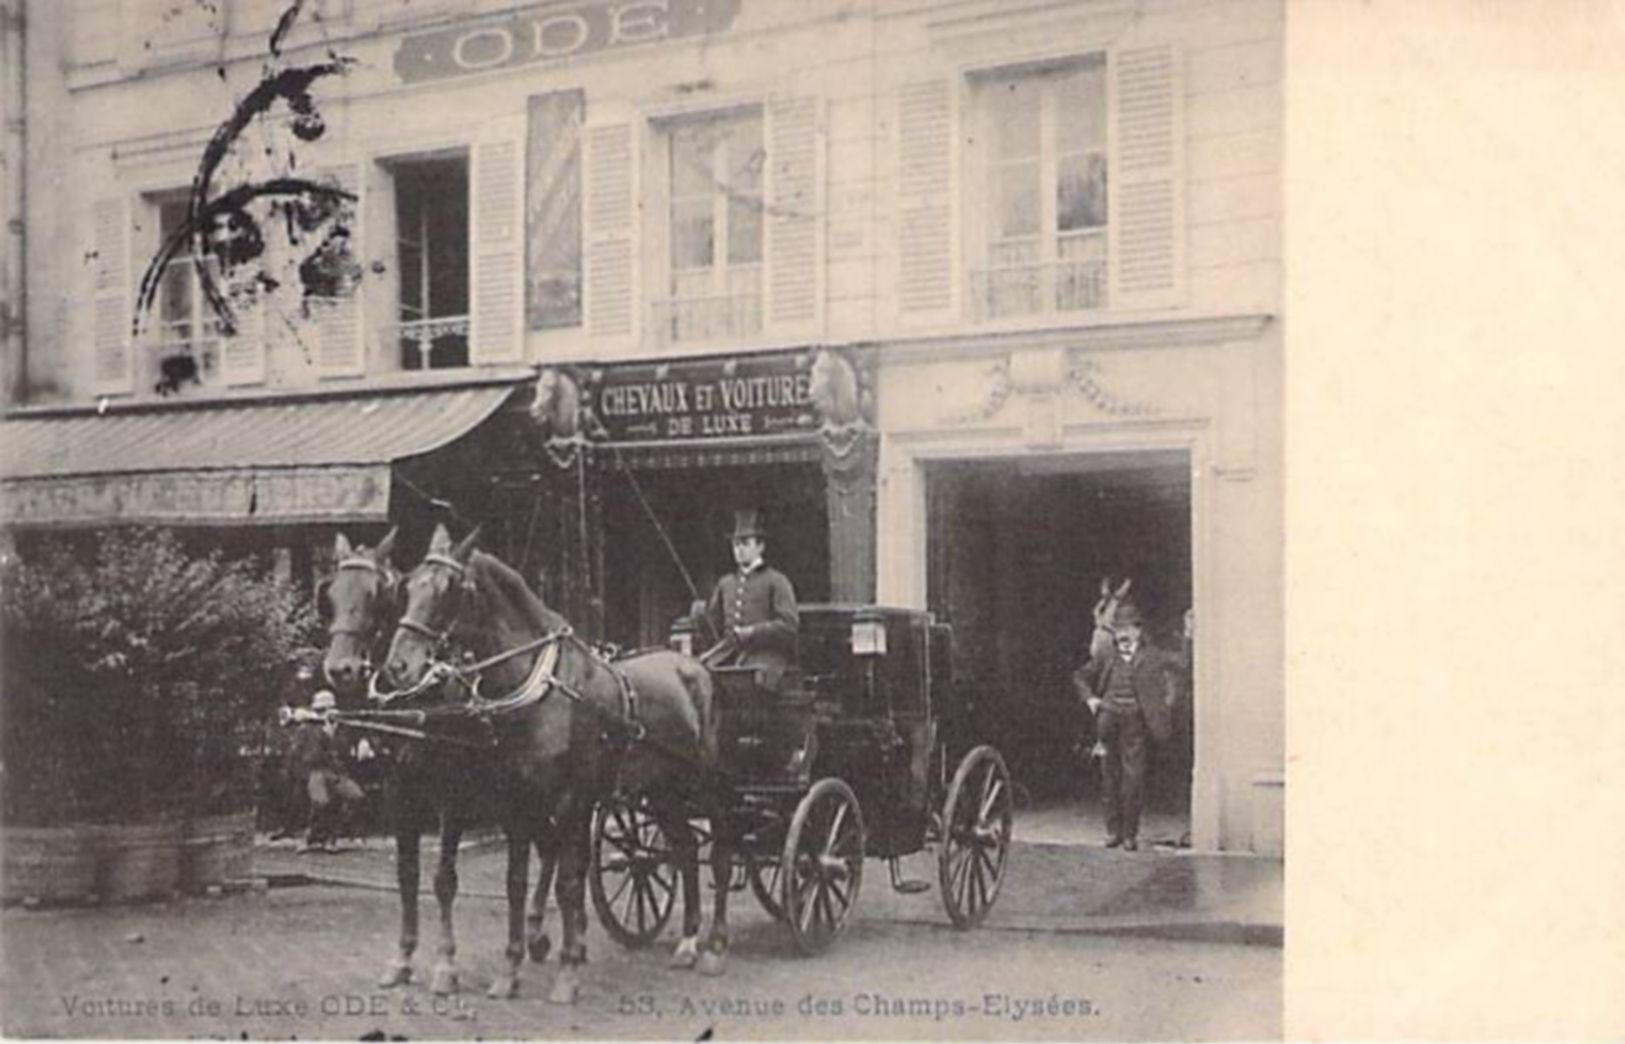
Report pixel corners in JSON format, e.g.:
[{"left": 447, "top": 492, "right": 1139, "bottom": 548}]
[{"left": 925, "top": 450, "right": 1193, "bottom": 842}]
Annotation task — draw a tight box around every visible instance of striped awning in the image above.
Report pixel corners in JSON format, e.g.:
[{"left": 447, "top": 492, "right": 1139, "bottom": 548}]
[{"left": 0, "top": 384, "right": 516, "bottom": 527}]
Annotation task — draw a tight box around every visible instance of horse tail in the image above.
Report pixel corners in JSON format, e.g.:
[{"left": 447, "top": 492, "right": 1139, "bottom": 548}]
[{"left": 676, "top": 657, "right": 719, "bottom": 766}]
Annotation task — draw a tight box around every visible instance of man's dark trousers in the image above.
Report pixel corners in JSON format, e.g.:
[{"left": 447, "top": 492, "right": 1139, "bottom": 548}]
[{"left": 1098, "top": 705, "right": 1149, "bottom": 842}]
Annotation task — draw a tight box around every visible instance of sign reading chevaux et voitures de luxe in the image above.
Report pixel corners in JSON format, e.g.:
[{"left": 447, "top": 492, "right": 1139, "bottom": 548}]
[{"left": 586, "top": 352, "right": 815, "bottom": 443}]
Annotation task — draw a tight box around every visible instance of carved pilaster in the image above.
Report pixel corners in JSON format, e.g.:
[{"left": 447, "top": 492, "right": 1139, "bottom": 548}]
[{"left": 812, "top": 346, "right": 879, "bottom": 603}]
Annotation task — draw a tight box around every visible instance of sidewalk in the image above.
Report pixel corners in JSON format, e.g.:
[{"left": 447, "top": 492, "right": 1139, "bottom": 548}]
[{"left": 255, "top": 823, "right": 1282, "bottom": 948}]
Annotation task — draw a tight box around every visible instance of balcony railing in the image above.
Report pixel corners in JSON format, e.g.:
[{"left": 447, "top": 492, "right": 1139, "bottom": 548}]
[
  {"left": 144, "top": 335, "right": 222, "bottom": 392},
  {"left": 648, "top": 292, "right": 763, "bottom": 347},
  {"left": 395, "top": 315, "right": 470, "bottom": 370},
  {"left": 972, "top": 256, "right": 1107, "bottom": 321}
]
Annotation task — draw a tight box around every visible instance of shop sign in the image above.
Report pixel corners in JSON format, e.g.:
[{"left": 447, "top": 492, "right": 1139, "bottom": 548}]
[
  {"left": 394, "top": 0, "right": 742, "bottom": 85},
  {"left": 0, "top": 466, "right": 390, "bottom": 526},
  {"left": 586, "top": 353, "right": 816, "bottom": 442}
]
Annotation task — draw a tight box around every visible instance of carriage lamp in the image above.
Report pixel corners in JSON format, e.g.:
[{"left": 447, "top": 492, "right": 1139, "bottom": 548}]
[
  {"left": 670, "top": 614, "right": 696, "bottom": 657},
  {"left": 851, "top": 609, "right": 888, "bottom": 657}
]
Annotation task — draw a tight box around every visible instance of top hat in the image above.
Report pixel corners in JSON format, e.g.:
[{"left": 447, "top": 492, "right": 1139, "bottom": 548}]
[
  {"left": 1110, "top": 601, "right": 1145, "bottom": 629},
  {"left": 311, "top": 690, "right": 337, "bottom": 712},
  {"left": 727, "top": 509, "right": 767, "bottom": 541}
]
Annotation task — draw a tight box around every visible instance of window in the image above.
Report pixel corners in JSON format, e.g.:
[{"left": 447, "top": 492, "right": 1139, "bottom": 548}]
[
  {"left": 148, "top": 197, "right": 225, "bottom": 394},
  {"left": 393, "top": 156, "right": 470, "bottom": 370},
  {"left": 656, "top": 108, "right": 765, "bottom": 344},
  {"left": 973, "top": 56, "right": 1108, "bottom": 319}
]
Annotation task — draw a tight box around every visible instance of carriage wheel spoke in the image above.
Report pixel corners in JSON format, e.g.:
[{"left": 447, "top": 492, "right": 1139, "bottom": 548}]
[
  {"left": 824, "top": 804, "right": 849, "bottom": 857},
  {"left": 816, "top": 882, "right": 837, "bottom": 935},
  {"left": 797, "top": 878, "right": 818, "bottom": 933},
  {"left": 607, "top": 868, "right": 634, "bottom": 911},
  {"left": 648, "top": 866, "right": 675, "bottom": 899},
  {"left": 827, "top": 874, "right": 850, "bottom": 910},
  {"left": 979, "top": 777, "right": 1005, "bottom": 825}
]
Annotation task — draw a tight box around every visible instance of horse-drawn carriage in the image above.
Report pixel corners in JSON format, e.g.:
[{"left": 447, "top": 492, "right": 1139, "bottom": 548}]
[
  {"left": 591, "top": 605, "right": 1013, "bottom": 955},
  {"left": 316, "top": 526, "right": 1012, "bottom": 1001}
]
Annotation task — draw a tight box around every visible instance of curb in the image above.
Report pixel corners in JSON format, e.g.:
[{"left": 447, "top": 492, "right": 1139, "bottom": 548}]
[{"left": 266, "top": 873, "right": 1283, "bottom": 948}]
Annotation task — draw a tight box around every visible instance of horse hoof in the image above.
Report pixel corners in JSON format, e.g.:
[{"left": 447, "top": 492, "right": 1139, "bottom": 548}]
[
  {"left": 430, "top": 966, "right": 459, "bottom": 996},
  {"left": 670, "top": 937, "right": 699, "bottom": 970},
  {"left": 697, "top": 950, "right": 727, "bottom": 977},
  {"left": 547, "top": 973, "right": 580, "bottom": 1006},
  {"left": 527, "top": 934, "right": 552, "bottom": 965},
  {"left": 487, "top": 976, "right": 519, "bottom": 1000},
  {"left": 378, "top": 962, "right": 412, "bottom": 988}
]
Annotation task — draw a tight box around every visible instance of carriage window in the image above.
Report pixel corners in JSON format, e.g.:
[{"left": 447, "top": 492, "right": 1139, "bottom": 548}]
[
  {"left": 971, "top": 56, "right": 1108, "bottom": 321},
  {"left": 390, "top": 154, "right": 470, "bottom": 370}
]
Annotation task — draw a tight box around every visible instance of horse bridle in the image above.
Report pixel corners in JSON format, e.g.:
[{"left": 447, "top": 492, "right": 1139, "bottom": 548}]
[
  {"left": 327, "top": 555, "right": 399, "bottom": 660},
  {"left": 393, "top": 552, "right": 467, "bottom": 650}
]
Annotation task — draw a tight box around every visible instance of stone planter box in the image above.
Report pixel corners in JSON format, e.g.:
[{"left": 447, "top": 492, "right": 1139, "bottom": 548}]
[
  {"left": 94, "top": 819, "right": 184, "bottom": 902},
  {"left": 180, "top": 810, "right": 256, "bottom": 893},
  {"left": 1, "top": 825, "right": 100, "bottom": 905}
]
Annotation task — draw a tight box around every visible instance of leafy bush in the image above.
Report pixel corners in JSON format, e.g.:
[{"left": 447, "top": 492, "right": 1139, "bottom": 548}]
[{"left": 0, "top": 529, "right": 319, "bottom": 825}]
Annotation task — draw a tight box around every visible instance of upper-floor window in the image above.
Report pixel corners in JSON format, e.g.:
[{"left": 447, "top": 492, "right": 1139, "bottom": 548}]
[
  {"left": 391, "top": 154, "right": 470, "bottom": 370},
  {"left": 972, "top": 56, "right": 1108, "bottom": 320},
  {"left": 148, "top": 196, "right": 225, "bottom": 394},
  {"left": 656, "top": 107, "right": 765, "bottom": 345}
]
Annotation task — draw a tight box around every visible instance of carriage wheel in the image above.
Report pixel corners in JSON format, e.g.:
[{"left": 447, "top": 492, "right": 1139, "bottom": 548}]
[
  {"left": 938, "top": 746, "right": 1013, "bottom": 929},
  {"left": 748, "top": 857, "right": 786, "bottom": 921},
  {"left": 589, "top": 799, "right": 677, "bottom": 948},
  {"left": 780, "top": 778, "right": 865, "bottom": 955}
]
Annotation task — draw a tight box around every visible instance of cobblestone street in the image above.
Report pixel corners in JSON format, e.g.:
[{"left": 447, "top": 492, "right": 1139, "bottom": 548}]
[{"left": 3, "top": 854, "right": 1280, "bottom": 1041}]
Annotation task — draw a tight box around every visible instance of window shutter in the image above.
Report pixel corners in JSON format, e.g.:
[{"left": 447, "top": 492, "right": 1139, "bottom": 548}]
[
  {"left": 471, "top": 118, "right": 526, "bottom": 365},
  {"left": 314, "top": 163, "right": 366, "bottom": 378},
  {"left": 896, "top": 78, "right": 957, "bottom": 324},
  {"left": 1108, "top": 42, "right": 1186, "bottom": 312},
  {"left": 91, "top": 197, "right": 133, "bottom": 395},
  {"left": 583, "top": 119, "right": 639, "bottom": 346},
  {"left": 765, "top": 95, "right": 823, "bottom": 338}
]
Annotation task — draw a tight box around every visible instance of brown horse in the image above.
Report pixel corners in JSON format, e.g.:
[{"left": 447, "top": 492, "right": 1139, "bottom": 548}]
[
  {"left": 319, "top": 530, "right": 557, "bottom": 998},
  {"left": 383, "top": 523, "right": 734, "bottom": 1004}
]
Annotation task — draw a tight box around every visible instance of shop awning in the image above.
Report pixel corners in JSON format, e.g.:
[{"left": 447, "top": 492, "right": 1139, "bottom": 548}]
[{"left": 0, "top": 383, "right": 517, "bottom": 527}]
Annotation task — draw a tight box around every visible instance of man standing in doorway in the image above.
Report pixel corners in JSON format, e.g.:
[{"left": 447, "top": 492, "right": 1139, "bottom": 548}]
[
  {"left": 701, "top": 508, "right": 799, "bottom": 693},
  {"left": 1075, "top": 593, "right": 1178, "bottom": 851}
]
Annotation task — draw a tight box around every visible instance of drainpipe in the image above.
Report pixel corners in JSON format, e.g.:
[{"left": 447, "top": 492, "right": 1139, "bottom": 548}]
[{"left": 1, "top": 0, "right": 25, "bottom": 406}]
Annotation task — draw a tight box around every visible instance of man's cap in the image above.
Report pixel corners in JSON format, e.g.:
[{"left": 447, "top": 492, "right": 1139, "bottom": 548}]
[
  {"left": 727, "top": 509, "right": 766, "bottom": 541},
  {"left": 311, "top": 690, "right": 337, "bottom": 712}
]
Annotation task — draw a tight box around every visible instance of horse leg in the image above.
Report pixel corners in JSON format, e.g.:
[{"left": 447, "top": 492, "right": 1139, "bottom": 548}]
[
  {"left": 527, "top": 831, "right": 557, "bottom": 964},
  {"left": 548, "top": 794, "right": 593, "bottom": 1005},
  {"left": 656, "top": 804, "right": 702, "bottom": 970},
  {"left": 379, "top": 790, "right": 420, "bottom": 988},
  {"left": 698, "top": 808, "right": 733, "bottom": 978},
  {"left": 488, "top": 826, "right": 530, "bottom": 999},
  {"left": 428, "top": 815, "right": 462, "bottom": 995}
]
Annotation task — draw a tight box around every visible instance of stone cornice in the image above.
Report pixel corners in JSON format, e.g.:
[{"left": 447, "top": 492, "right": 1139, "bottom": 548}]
[
  {"left": 5, "top": 366, "right": 538, "bottom": 421},
  {"left": 874, "top": 312, "right": 1276, "bottom": 367}
]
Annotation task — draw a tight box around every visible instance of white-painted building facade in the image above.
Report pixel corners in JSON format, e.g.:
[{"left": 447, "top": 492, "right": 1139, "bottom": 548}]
[{"left": 8, "top": 0, "right": 1281, "bottom": 852}]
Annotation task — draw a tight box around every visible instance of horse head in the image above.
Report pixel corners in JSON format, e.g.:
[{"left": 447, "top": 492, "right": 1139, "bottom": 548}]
[
  {"left": 808, "top": 349, "right": 863, "bottom": 429},
  {"left": 1089, "top": 577, "right": 1134, "bottom": 662},
  {"left": 321, "top": 527, "right": 400, "bottom": 696},
  {"left": 530, "top": 367, "right": 582, "bottom": 440},
  {"left": 385, "top": 521, "right": 481, "bottom": 691}
]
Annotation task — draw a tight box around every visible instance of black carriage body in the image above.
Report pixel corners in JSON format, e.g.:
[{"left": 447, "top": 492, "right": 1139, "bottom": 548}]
[
  {"left": 715, "top": 605, "right": 957, "bottom": 860},
  {"left": 592, "top": 602, "right": 1010, "bottom": 952}
]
